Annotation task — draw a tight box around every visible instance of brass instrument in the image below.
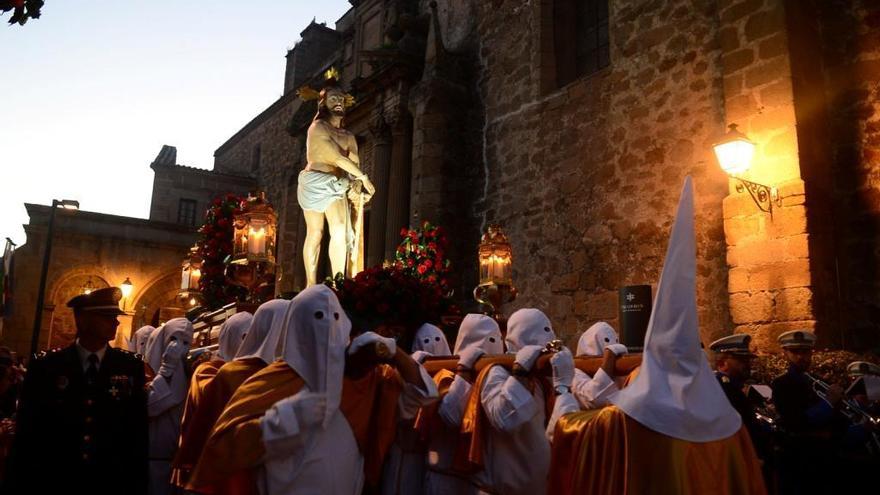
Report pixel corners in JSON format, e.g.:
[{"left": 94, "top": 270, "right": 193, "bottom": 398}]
[
  {"left": 746, "top": 384, "right": 783, "bottom": 433},
  {"left": 805, "top": 372, "right": 880, "bottom": 453}
]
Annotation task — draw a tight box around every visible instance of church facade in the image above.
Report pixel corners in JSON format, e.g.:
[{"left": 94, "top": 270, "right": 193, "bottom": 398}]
[
  {"left": 215, "top": 0, "right": 880, "bottom": 351},
  {"left": 4, "top": 0, "right": 878, "bottom": 355}
]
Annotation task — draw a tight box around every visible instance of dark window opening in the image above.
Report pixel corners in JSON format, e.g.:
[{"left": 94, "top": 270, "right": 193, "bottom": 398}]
[
  {"left": 553, "top": 0, "right": 610, "bottom": 89},
  {"left": 177, "top": 199, "right": 197, "bottom": 227}
]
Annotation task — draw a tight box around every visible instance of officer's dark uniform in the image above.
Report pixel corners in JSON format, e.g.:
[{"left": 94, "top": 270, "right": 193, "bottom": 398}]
[
  {"left": 2, "top": 288, "right": 147, "bottom": 495},
  {"left": 770, "top": 330, "right": 847, "bottom": 495},
  {"left": 709, "top": 335, "right": 772, "bottom": 472}
]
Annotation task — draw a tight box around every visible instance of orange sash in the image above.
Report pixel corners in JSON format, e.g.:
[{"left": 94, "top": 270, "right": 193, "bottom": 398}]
[
  {"left": 187, "top": 362, "right": 406, "bottom": 494},
  {"left": 187, "top": 361, "right": 303, "bottom": 494},
  {"left": 548, "top": 406, "right": 767, "bottom": 495},
  {"left": 172, "top": 358, "right": 266, "bottom": 488},
  {"left": 339, "top": 364, "right": 404, "bottom": 488},
  {"left": 413, "top": 369, "right": 456, "bottom": 443}
]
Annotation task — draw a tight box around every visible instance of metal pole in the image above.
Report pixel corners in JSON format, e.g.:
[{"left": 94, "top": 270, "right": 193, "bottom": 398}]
[{"left": 30, "top": 200, "right": 58, "bottom": 357}]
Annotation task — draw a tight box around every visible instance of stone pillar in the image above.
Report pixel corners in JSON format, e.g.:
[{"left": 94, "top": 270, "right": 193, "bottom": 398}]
[
  {"left": 384, "top": 113, "right": 414, "bottom": 262},
  {"left": 718, "top": 0, "right": 818, "bottom": 350},
  {"left": 367, "top": 112, "right": 392, "bottom": 267}
]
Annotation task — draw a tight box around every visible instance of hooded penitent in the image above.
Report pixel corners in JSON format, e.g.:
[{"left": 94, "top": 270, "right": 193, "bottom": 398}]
[
  {"left": 610, "top": 176, "right": 741, "bottom": 442},
  {"left": 216, "top": 312, "right": 253, "bottom": 362},
  {"left": 132, "top": 325, "right": 156, "bottom": 355},
  {"left": 145, "top": 318, "right": 195, "bottom": 405},
  {"left": 575, "top": 322, "right": 619, "bottom": 357},
  {"left": 505, "top": 308, "right": 555, "bottom": 353},
  {"left": 453, "top": 314, "right": 504, "bottom": 355},
  {"left": 279, "top": 284, "right": 351, "bottom": 428},
  {"left": 411, "top": 323, "right": 452, "bottom": 356},
  {"left": 235, "top": 299, "right": 291, "bottom": 364}
]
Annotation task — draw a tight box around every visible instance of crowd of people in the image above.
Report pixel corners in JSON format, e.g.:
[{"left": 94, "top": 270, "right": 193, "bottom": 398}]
[{"left": 0, "top": 178, "right": 877, "bottom": 494}]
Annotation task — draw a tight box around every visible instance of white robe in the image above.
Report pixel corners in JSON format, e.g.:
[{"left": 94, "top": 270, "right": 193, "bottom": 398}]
[
  {"left": 423, "top": 375, "right": 479, "bottom": 495},
  {"left": 259, "top": 367, "right": 437, "bottom": 495},
  {"left": 571, "top": 368, "right": 622, "bottom": 409},
  {"left": 147, "top": 375, "right": 185, "bottom": 495},
  {"left": 473, "top": 367, "right": 579, "bottom": 495}
]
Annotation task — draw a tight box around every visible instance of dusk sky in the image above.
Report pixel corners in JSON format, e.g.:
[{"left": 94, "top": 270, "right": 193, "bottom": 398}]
[{"left": 0, "top": 1, "right": 352, "bottom": 247}]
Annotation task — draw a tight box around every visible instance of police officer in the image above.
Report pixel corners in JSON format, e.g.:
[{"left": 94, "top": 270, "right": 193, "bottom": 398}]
[
  {"left": 709, "top": 335, "right": 763, "bottom": 440},
  {"left": 3, "top": 287, "right": 148, "bottom": 494},
  {"left": 709, "top": 333, "right": 778, "bottom": 488}
]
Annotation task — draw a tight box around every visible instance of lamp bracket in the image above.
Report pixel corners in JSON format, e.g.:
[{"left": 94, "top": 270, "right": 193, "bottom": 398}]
[{"left": 732, "top": 176, "right": 780, "bottom": 215}]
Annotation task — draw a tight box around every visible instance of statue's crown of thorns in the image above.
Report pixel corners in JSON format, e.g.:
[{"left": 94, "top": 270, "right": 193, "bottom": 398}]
[{"left": 296, "top": 67, "right": 356, "bottom": 108}]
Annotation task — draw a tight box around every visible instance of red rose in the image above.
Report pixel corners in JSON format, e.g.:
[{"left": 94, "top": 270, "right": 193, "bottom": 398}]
[
  {"left": 400, "top": 227, "right": 408, "bottom": 237},
  {"left": 407, "top": 259, "right": 415, "bottom": 267},
  {"left": 417, "top": 265, "right": 427, "bottom": 275}
]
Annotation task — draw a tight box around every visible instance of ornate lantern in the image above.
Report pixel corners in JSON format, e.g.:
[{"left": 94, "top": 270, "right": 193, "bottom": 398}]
[
  {"left": 227, "top": 191, "right": 277, "bottom": 304},
  {"left": 474, "top": 225, "right": 517, "bottom": 322},
  {"left": 232, "top": 191, "right": 277, "bottom": 266},
  {"left": 178, "top": 245, "right": 203, "bottom": 307}
]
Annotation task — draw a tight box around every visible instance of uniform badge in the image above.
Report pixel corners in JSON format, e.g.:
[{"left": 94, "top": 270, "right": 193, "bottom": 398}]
[
  {"left": 109, "top": 375, "right": 132, "bottom": 399},
  {"left": 56, "top": 375, "right": 69, "bottom": 391}
]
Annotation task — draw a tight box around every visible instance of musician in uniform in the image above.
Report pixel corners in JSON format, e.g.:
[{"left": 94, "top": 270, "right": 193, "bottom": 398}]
[
  {"left": 846, "top": 361, "right": 880, "bottom": 412},
  {"left": 771, "top": 330, "right": 845, "bottom": 494},
  {"left": 2, "top": 287, "right": 148, "bottom": 494}
]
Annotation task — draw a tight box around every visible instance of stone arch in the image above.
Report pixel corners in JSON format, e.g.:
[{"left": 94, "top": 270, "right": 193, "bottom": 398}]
[
  {"left": 45, "top": 266, "right": 112, "bottom": 349},
  {"left": 131, "top": 269, "right": 185, "bottom": 332}
]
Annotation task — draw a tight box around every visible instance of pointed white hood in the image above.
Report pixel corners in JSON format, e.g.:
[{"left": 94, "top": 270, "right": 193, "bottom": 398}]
[
  {"left": 454, "top": 314, "right": 504, "bottom": 355},
  {"left": 216, "top": 311, "right": 253, "bottom": 362},
  {"left": 505, "top": 308, "right": 555, "bottom": 353},
  {"left": 610, "top": 176, "right": 741, "bottom": 442},
  {"left": 132, "top": 325, "right": 156, "bottom": 355},
  {"left": 576, "top": 322, "right": 619, "bottom": 357},
  {"left": 279, "top": 284, "right": 351, "bottom": 428},
  {"left": 144, "top": 318, "right": 194, "bottom": 406},
  {"left": 235, "top": 299, "right": 290, "bottom": 364},
  {"left": 411, "top": 323, "right": 452, "bottom": 356}
]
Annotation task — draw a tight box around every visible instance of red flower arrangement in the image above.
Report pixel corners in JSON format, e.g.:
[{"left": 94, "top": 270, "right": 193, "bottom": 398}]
[
  {"left": 393, "top": 221, "right": 452, "bottom": 293},
  {"left": 326, "top": 221, "right": 457, "bottom": 348},
  {"left": 195, "top": 193, "right": 249, "bottom": 310}
]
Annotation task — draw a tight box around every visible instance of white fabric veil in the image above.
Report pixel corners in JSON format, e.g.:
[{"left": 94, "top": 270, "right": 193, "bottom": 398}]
[{"left": 235, "top": 299, "right": 291, "bottom": 364}]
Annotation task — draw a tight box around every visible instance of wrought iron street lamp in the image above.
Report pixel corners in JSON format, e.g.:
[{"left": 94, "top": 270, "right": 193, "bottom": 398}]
[
  {"left": 81, "top": 277, "right": 94, "bottom": 295},
  {"left": 713, "top": 123, "right": 780, "bottom": 214},
  {"left": 120, "top": 277, "right": 133, "bottom": 311},
  {"left": 30, "top": 199, "right": 79, "bottom": 355}
]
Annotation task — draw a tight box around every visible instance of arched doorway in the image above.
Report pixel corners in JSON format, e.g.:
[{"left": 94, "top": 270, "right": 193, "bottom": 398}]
[{"left": 132, "top": 270, "right": 185, "bottom": 334}]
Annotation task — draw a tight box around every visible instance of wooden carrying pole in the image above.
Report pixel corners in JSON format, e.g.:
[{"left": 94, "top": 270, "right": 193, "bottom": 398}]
[{"left": 423, "top": 353, "right": 642, "bottom": 377}]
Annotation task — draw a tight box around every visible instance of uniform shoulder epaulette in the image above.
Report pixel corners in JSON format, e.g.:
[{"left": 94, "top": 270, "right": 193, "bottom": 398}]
[
  {"left": 111, "top": 347, "right": 142, "bottom": 360},
  {"left": 32, "top": 347, "right": 62, "bottom": 360}
]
